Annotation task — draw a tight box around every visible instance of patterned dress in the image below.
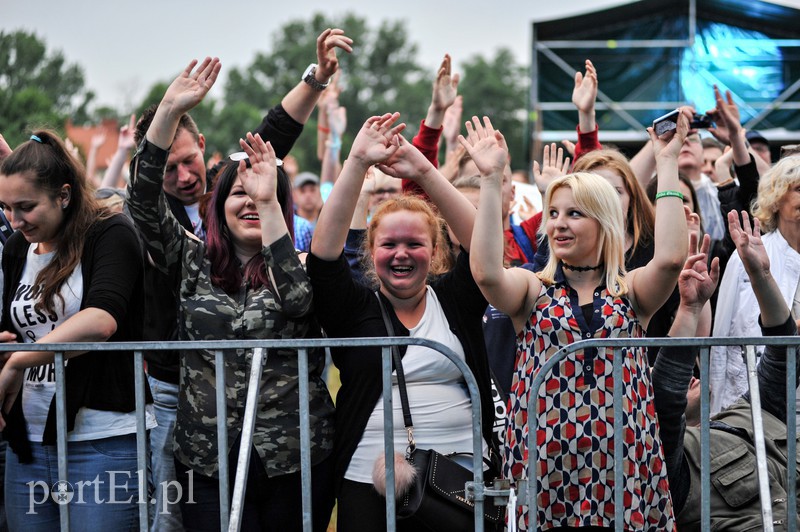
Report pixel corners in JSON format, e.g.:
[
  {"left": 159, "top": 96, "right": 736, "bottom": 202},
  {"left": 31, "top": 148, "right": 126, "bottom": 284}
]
[{"left": 504, "top": 274, "right": 674, "bottom": 531}]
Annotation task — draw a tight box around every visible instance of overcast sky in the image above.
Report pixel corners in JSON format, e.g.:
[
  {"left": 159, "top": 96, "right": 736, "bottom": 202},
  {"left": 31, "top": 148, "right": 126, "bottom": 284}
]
[{"left": 6, "top": 0, "right": 800, "bottom": 111}]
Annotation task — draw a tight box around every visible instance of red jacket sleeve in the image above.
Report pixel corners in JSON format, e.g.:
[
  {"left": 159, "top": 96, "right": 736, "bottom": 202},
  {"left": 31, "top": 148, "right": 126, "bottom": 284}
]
[
  {"left": 402, "top": 120, "right": 442, "bottom": 197},
  {"left": 573, "top": 125, "right": 601, "bottom": 164}
]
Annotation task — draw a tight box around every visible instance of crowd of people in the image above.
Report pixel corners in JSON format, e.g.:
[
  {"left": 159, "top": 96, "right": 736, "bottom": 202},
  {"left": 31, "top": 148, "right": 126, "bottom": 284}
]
[{"left": 0, "top": 25, "right": 797, "bottom": 532}]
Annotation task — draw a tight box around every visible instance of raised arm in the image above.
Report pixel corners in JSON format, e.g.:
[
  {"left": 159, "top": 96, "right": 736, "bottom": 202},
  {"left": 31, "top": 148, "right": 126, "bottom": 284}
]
[
  {"left": 728, "top": 210, "right": 787, "bottom": 327},
  {"left": 379, "top": 133, "right": 475, "bottom": 249},
  {"left": 465, "top": 117, "right": 538, "bottom": 328},
  {"left": 281, "top": 29, "right": 353, "bottom": 125},
  {"left": 628, "top": 107, "right": 690, "bottom": 323},
  {"left": 651, "top": 233, "right": 719, "bottom": 510},
  {"left": 310, "top": 113, "right": 405, "bottom": 260},
  {"left": 708, "top": 85, "right": 749, "bottom": 166},
  {"left": 146, "top": 57, "right": 221, "bottom": 149},
  {"left": 101, "top": 114, "right": 136, "bottom": 188},
  {"left": 573, "top": 59, "right": 597, "bottom": 136},
  {"left": 532, "top": 143, "right": 570, "bottom": 195}
]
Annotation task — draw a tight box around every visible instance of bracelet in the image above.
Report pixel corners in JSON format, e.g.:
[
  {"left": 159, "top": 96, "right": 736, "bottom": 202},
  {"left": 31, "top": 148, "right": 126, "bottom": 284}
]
[
  {"left": 654, "top": 190, "right": 684, "bottom": 201},
  {"left": 318, "top": 125, "right": 330, "bottom": 134}
]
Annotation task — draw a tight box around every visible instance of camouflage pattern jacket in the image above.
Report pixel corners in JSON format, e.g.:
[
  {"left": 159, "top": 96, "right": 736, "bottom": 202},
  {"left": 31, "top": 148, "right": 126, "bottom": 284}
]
[{"left": 129, "top": 140, "right": 334, "bottom": 478}]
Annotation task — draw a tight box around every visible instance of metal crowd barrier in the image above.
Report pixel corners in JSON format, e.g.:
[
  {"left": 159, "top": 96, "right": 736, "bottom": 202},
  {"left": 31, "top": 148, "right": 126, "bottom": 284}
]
[
  {"left": 2, "top": 336, "right": 487, "bottom": 532},
  {"left": 512, "top": 336, "right": 798, "bottom": 532},
  {"left": 8, "top": 334, "right": 799, "bottom": 532}
]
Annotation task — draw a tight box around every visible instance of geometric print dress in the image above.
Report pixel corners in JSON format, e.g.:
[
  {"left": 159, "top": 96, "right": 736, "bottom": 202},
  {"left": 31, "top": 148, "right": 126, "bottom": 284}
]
[{"left": 503, "top": 278, "right": 675, "bottom": 531}]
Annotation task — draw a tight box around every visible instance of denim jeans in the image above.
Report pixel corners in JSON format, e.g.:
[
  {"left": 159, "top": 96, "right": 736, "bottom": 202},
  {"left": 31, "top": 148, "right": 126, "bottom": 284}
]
[
  {"left": 147, "top": 374, "right": 183, "bottom": 532},
  {"left": 5, "top": 433, "right": 140, "bottom": 532}
]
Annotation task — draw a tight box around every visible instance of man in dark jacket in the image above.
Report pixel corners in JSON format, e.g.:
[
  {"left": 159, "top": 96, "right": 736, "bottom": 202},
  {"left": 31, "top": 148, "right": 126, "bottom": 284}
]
[{"left": 653, "top": 215, "right": 800, "bottom": 531}]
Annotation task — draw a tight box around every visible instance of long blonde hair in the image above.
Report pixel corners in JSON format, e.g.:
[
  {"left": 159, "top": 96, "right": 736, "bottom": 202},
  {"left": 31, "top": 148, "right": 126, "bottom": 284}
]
[{"left": 538, "top": 172, "right": 628, "bottom": 296}]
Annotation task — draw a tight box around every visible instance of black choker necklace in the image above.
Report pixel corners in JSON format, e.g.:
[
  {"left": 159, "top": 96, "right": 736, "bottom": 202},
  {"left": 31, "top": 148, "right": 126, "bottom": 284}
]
[{"left": 562, "top": 263, "right": 603, "bottom": 272}]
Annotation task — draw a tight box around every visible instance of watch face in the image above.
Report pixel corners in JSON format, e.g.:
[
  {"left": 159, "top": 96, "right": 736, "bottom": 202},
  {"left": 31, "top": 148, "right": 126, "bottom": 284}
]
[{"left": 303, "top": 64, "right": 316, "bottom": 80}]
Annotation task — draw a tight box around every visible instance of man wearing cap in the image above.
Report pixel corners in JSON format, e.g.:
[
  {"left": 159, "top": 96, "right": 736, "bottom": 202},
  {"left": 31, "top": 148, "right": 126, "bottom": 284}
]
[
  {"left": 293, "top": 171, "right": 323, "bottom": 228},
  {"left": 746, "top": 130, "right": 772, "bottom": 165}
]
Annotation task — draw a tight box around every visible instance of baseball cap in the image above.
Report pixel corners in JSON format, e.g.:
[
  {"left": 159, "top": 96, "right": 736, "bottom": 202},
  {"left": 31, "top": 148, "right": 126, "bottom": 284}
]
[{"left": 293, "top": 172, "right": 320, "bottom": 188}]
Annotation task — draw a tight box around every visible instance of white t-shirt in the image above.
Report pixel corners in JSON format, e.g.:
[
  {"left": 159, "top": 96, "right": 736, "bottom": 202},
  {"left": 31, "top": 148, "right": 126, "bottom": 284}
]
[
  {"left": 184, "top": 202, "right": 204, "bottom": 239},
  {"left": 345, "top": 287, "right": 486, "bottom": 483},
  {"left": 11, "top": 243, "right": 154, "bottom": 442}
]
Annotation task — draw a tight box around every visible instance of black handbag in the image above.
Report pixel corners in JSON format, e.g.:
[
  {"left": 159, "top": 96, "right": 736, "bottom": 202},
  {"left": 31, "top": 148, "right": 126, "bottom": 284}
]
[{"left": 374, "top": 293, "right": 504, "bottom": 531}]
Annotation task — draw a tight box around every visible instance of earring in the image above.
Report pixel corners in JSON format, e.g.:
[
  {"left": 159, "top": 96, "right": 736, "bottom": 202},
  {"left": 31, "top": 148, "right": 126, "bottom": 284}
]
[{"left": 62, "top": 203, "right": 68, "bottom": 209}]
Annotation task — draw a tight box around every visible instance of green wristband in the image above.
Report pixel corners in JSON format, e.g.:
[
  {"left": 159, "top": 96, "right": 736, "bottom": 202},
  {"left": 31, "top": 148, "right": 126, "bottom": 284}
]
[{"left": 655, "top": 190, "right": 684, "bottom": 201}]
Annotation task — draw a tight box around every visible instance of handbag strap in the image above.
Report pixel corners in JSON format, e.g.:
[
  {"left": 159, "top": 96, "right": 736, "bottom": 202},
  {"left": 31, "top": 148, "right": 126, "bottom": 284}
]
[{"left": 374, "top": 292, "right": 416, "bottom": 454}]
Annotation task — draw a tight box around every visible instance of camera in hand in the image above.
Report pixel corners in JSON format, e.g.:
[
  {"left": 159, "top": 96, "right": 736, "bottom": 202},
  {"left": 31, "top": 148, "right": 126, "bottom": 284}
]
[{"left": 653, "top": 109, "right": 714, "bottom": 136}]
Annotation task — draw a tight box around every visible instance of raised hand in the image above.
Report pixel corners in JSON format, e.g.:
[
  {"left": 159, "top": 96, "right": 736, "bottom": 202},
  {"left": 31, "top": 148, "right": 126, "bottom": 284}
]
[
  {"left": 442, "top": 95, "right": 464, "bottom": 148},
  {"left": 572, "top": 59, "right": 598, "bottom": 114},
  {"left": 649, "top": 106, "right": 692, "bottom": 161},
  {"left": 707, "top": 85, "right": 740, "bottom": 146},
  {"left": 348, "top": 113, "right": 406, "bottom": 167},
  {"left": 328, "top": 104, "right": 347, "bottom": 138},
  {"left": 377, "top": 135, "right": 436, "bottom": 181},
  {"left": 533, "top": 143, "right": 570, "bottom": 193},
  {"left": 161, "top": 57, "right": 221, "bottom": 117},
  {"left": 678, "top": 233, "right": 720, "bottom": 309},
  {"left": 90, "top": 131, "right": 107, "bottom": 151},
  {"left": 237, "top": 132, "right": 278, "bottom": 205},
  {"left": 316, "top": 29, "right": 354, "bottom": 82},
  {"left": 728, "top": 210, "right": 769, "bottom": 277},
  {"left": 457, "top": 116, "right": 508, "bottom": 178},
  {"left": 118, "top": 114, "right": 137, "bottom": 152},
  {"left": 431, "top": 54, "right": 459, "bottom": 113}
]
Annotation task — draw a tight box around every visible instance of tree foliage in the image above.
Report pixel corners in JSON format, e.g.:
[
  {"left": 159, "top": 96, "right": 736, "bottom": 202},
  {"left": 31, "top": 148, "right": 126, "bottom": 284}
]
[
  {"left": 0, "top": 30, "right": 94, "bottom": 147},
  {"left": 222, "top": 13, "right": 431, "bottom": 173},
  {"left": 459, "top": 48, "right": 528, "bottom": 169}
]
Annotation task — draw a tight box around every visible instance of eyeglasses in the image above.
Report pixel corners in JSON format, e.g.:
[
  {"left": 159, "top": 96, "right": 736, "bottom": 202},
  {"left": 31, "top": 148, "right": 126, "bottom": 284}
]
[{"left": 228, "top": 152, "right": 283, "bottom": 168}]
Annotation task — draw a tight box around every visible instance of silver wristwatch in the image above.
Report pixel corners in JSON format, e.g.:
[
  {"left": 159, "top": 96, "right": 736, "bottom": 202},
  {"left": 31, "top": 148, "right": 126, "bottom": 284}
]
[{"left": 302, "top": 63, "right": 329, "bottom": 91}]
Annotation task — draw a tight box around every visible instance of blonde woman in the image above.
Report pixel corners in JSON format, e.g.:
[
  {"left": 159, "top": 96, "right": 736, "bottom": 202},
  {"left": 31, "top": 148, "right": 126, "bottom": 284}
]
[{"left": 468, "top": 111, "right": 690, "bottom": 531}]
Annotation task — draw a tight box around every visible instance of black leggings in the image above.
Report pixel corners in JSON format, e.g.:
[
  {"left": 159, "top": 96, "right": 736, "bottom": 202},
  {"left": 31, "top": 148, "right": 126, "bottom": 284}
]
[{"left": 175, "top": 451, "right": 334, "bottom": 532}]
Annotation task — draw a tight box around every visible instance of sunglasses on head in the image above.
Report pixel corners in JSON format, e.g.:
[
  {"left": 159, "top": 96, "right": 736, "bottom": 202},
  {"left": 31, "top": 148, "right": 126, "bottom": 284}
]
[{"left": 228, "top": 151, "right": 283, "bottom": 169}]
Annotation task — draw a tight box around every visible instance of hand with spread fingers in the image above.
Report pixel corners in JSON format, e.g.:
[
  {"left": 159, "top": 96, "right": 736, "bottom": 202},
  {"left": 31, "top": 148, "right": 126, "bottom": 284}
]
[
  {"left": 457, "top": 116, "right": 508, "bottom": 180},
  {"left": 533, "top": 142, "right": 571, "bottom": 193},
  {"left": 728, "top": 210, "right": 769, "bottom": 278},
  {"left": 237, "top": 132, "right": 279, "bottom": 206},
  {"left": 678, "top": 233, "right": 720, "bottom": 310},
  {"left": 348, "top": 113, "right": 406, "bottom": 167}
]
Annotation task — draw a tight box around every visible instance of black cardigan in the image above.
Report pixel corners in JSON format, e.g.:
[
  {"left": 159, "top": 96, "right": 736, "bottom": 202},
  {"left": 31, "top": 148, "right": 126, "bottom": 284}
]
[
  {"left": 1, "top": 214, "right": 149, "bottom": 461},
  {"left": 307, "top": 248, "right": 496, "bottom": 491}
]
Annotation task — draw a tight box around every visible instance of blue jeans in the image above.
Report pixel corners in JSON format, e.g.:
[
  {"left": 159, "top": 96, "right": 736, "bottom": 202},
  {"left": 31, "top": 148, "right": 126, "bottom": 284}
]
[
  {"left": 147, "top": 374, "right": 182, "bottom": 532},
  {"left": 5, "top": 433, "right": 140, "bottom": 532}
]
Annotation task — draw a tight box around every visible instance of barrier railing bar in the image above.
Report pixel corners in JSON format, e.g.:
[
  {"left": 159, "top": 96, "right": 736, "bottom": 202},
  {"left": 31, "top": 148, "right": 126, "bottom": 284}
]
[
  {"left": 229, "top": 347, "right": 266, "bottom": 532},
  {"left": 23, "top": 334, "right": 799, "bottom": 531},
  {"left": 787, "top": 345, "right": 797, "bottom": 532},
  {"left": 133, "top": 350, "right": 149, "bottom": 532},
  {"left": 613, "top": 347, "right": 624, "bottom": 531},
  {"left": 699, "top": 346, "right": 711, "bottom": 532},
  {"left": 297, "top": 347, "right": 313, "bottom": 532},
  {"left": 745, "top": 345, "right": 774, "bottom": 531},
  {"left": 381, "top": 345, "right": 397, "bottom": 531},
  {"left": 54, "top": 351, "right": 70, "bottom": 532},
  {"left": 377, "top": 338, "right": 486, "bottom": 532},
  {"left": 215, "top": 349, "right": 229, "bottom": 532}
]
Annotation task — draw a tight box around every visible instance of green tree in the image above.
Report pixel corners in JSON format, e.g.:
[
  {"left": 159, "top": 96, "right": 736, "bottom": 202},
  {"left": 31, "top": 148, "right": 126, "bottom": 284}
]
[
  {"left": 458, "top": 48, "right": 528, "bottom": 170},
  {"left": 0, "top": 30, "right": 94, "bottom": 147},
  {"left": 224, "top": 13, "right": 430, "bottom": 172}
]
